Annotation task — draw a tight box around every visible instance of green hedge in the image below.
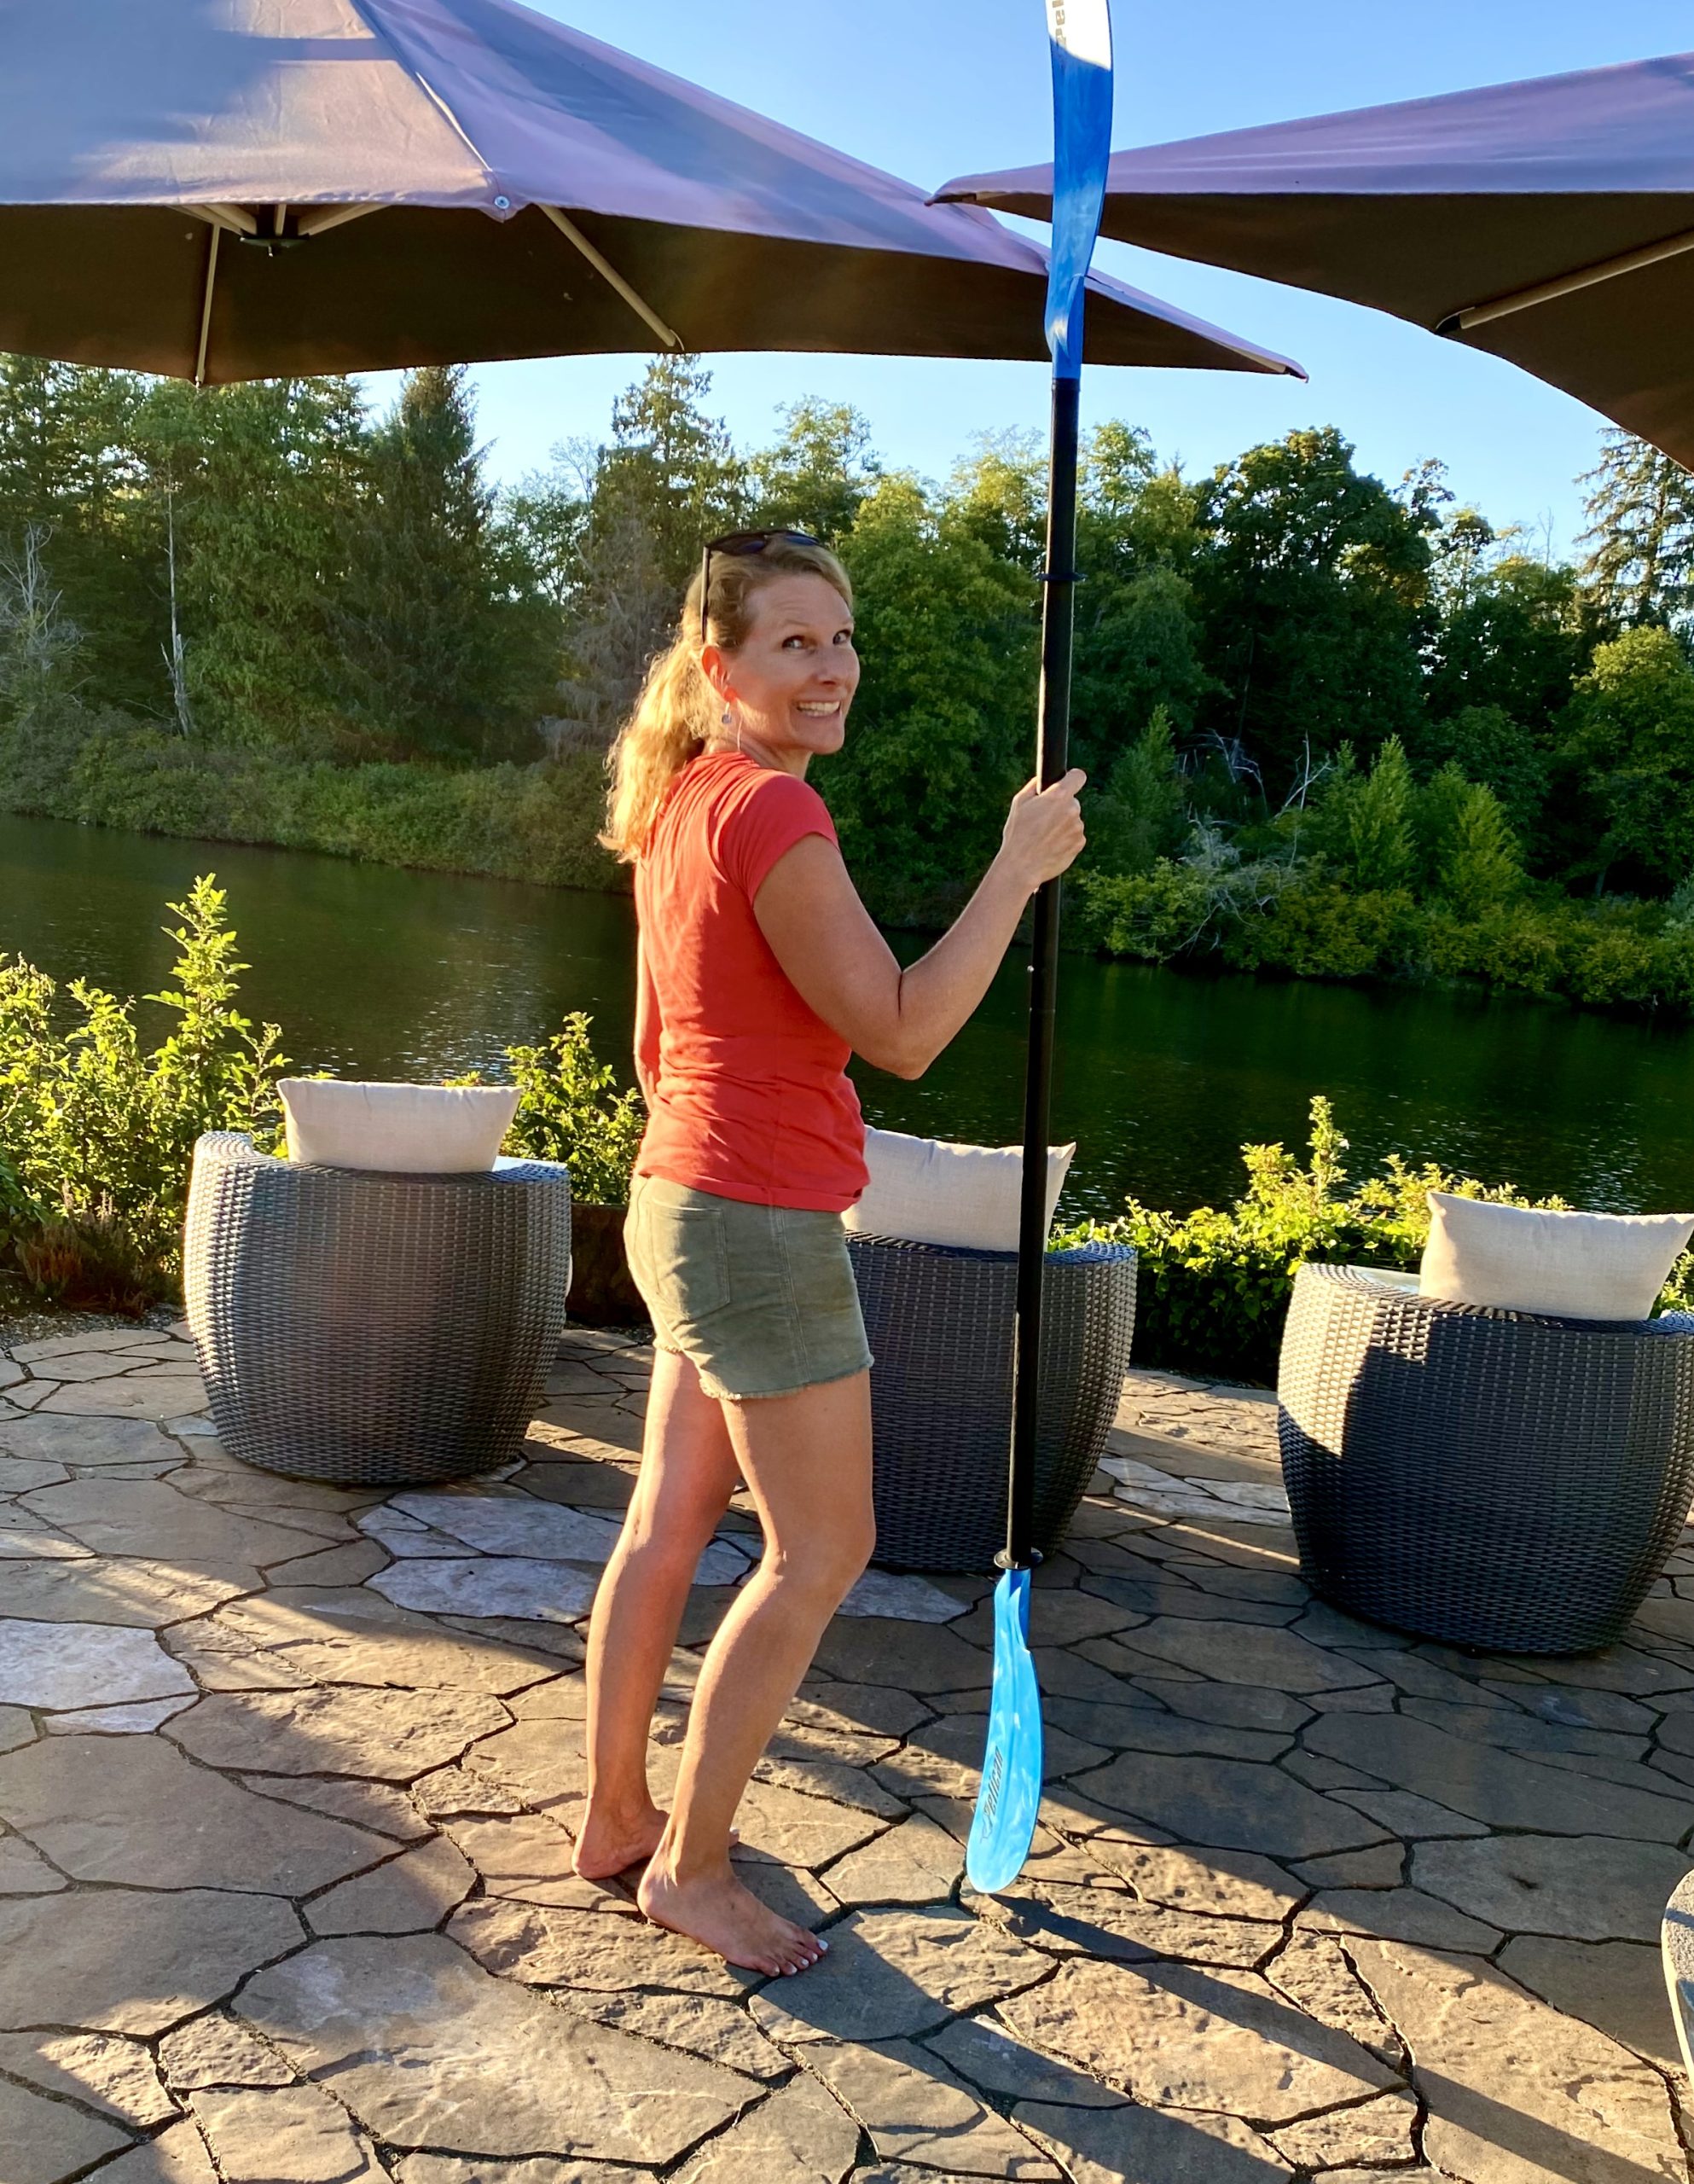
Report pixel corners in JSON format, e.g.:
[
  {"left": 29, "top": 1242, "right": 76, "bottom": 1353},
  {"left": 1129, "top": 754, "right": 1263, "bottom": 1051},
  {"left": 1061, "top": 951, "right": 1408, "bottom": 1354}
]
[
  {"left": 1053, "top": 1096, "right": 1694, "bottom": 1385},
  {"left": 0, "top": 708, "right": 620, "bottom": 892}
]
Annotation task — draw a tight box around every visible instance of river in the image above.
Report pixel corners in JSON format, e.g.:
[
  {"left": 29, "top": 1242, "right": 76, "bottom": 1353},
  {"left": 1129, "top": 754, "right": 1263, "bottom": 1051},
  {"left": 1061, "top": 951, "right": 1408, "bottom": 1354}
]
[{"left": 3, "top": 810, "right": 1693, "bottom": 1223}]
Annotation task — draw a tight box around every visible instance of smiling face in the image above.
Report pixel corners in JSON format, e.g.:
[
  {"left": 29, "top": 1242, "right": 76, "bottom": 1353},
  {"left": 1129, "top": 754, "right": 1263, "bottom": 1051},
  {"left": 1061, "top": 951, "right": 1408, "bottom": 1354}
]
[{"left": 703, "top": 571, "right": 860, "bottom": 775}]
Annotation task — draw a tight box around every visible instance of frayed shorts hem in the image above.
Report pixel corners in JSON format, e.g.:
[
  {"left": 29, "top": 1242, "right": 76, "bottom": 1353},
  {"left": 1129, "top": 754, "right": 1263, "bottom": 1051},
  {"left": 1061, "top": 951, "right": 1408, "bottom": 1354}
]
[{"left": 650, "top": 1337, "right": 873, "bottom": 1404}]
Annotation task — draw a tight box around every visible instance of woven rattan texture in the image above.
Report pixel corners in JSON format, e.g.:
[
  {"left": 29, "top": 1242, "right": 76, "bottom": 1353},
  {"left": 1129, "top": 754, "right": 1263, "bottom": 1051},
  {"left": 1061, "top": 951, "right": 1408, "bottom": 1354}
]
[
  {"left": 185, "top": 1133, "right": 573, "bottom": 1487},
  {"left": 1278, "top": 1262, "right": 1694, "bottom": 1653},
  {"left": 849, "top": 1234, "right": 1137, "bottom": 1573}
]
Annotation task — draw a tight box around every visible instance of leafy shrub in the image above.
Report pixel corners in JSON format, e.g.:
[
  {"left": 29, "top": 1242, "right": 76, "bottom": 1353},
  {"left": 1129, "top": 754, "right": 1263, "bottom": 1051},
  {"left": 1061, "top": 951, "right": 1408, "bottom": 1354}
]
[
  {"left": 0, "top": 878, "right": 286, "bottom": 1308},
  {"left": 500, "top": 1014, "right": 646, "bottom": 1205},
  {"left": 0, "top": 882, "right": 652, "bottom": 1311},
  {"left": 1052, "top": 1097, "right": 1567, "bottom": 1384},
  {"left": 1221, "top": 880, "right": 1418, "bottom": 981}
]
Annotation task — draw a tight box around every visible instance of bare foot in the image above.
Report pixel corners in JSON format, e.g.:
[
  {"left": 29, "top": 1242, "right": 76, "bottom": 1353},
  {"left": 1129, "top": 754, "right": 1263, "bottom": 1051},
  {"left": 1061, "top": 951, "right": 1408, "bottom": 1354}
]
[
  {"left": 638, "top": 1859, "right": 827, "bottom": 1976},
  {"left": 573, "top": 1802, "right": 736, "bottom": 1880},
  {"left": 572, "top": 1801, "right": 665, "bottom": 1880}
]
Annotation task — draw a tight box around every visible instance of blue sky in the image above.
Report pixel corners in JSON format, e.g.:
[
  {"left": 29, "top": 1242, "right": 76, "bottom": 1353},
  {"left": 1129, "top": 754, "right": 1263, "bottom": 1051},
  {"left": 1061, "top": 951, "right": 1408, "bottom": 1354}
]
[{"left": 447, "top": 0, "right": 1694, "bottom": 552}]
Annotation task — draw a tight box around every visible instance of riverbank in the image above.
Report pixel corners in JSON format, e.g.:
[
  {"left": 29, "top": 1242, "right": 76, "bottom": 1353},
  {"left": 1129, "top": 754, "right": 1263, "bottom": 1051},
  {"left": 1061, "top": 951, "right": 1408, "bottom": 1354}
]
[
  {"left": 11, "top": 708, "right": 1694, "bottom": 1029},
  {"left": 0, "top": 709, "right": 618, "bottom": 892}
]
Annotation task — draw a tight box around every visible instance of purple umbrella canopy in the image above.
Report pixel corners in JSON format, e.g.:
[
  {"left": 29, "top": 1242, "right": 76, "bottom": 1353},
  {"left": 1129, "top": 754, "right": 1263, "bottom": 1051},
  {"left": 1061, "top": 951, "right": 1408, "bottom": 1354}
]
[
  {"left": 937, "top": 51, "right": 1694, "bottom": 465},
  {"left": 0, "top": 0, "right": 1301, "bottom": 386}
]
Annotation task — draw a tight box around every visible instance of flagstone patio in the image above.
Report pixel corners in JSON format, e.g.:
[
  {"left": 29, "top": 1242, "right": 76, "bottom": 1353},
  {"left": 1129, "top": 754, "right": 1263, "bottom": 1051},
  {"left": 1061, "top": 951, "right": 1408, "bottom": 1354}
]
[{"left": 0, "top": 1317, "right": 1691, "bottom": 2184}]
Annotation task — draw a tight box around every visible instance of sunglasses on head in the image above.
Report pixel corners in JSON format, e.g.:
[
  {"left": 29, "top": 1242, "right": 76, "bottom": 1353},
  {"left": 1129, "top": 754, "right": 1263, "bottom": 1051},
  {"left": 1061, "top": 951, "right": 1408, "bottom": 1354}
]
[{"left": 699, "top": 528, "right": 823, "bottom": 640}]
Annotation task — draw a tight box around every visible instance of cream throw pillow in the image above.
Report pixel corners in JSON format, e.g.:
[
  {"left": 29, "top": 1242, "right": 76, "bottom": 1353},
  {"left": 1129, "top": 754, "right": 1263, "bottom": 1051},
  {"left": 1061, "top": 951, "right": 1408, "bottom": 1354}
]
[
  {"left": 843, "top": 1126, "right": 1076, "bottom": 1252},
  {"left": 1419, "top": 1190, "right": 1694, "bottom": 1321},
  {"left": 281, "top": 1080, "right": 520, "bottom": 1174}
]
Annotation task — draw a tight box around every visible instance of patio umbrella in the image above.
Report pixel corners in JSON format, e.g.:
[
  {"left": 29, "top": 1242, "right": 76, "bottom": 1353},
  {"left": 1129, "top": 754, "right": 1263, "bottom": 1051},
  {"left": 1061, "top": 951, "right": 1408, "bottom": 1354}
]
[
  {"left": 0, "top": 0, "right": 1302, "bottom": 386},
  {"left": 936, "top": 49, "right": 1694, "bottom": 467}
]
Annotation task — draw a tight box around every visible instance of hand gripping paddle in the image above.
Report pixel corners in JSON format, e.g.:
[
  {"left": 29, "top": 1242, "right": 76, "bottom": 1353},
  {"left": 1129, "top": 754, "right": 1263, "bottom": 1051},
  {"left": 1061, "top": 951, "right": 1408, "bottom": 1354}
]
[{"left": 966, "top": 0, "right": 1114, "bottom": 1897}]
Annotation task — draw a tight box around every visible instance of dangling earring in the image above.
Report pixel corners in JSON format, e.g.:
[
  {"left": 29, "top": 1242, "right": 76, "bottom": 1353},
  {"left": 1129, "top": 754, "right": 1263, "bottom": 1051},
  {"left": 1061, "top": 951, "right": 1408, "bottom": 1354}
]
[{"left": 721, "top": 706, "right": 733, "bottom": 727}]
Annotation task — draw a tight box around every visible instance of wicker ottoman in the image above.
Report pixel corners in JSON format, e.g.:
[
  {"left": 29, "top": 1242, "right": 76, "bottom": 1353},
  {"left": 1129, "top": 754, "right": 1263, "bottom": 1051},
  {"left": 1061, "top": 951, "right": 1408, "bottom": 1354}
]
[
  {"left": 184, "top": 1132, "right": 573, "bottom": 1486},
  {"left": 849, "top": 1233, "right": 1137, "bottom": 1573},
  {"left": 1278, "top": 1262, "right": 1694, "bottom": 1653}
]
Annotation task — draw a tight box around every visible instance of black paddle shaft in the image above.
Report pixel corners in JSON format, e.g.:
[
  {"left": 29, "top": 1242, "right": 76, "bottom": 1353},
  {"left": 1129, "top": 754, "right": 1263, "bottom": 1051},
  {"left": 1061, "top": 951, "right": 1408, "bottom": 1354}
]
[{"left": 1005, "top": 372, "right": 1082, "bottom": 1574}]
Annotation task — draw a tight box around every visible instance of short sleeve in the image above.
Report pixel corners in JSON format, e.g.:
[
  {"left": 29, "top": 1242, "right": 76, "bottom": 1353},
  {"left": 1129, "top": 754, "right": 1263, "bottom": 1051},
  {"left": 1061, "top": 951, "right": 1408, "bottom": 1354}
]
[{"left": 719, "top": 772, "right": 838, "bottom": 902}]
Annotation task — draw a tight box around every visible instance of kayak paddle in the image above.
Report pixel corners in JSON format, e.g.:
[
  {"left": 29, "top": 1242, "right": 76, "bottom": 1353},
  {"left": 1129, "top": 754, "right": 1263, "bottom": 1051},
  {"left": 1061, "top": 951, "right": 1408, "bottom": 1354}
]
[{"left": 966, "top": 0, "right": 1115, "bottom": 1896}]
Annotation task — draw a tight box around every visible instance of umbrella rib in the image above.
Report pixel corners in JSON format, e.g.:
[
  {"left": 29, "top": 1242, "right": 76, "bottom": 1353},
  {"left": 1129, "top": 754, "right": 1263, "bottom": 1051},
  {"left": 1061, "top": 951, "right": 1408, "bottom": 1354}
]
[
  {"left": 187, "top": 204, "right": 258, "bottom": 238},
  {"left": 194, "top": 224, "right": 220, "bottom": 388},
  {"left": 540, "top": 205, "right": 682, "bottom": 350},
  {"left": 1443, "top": 224, "right": 1694, "bottom": 334},
  {"left": 294, "top": 203, "right": 386, "bottom": 240}
]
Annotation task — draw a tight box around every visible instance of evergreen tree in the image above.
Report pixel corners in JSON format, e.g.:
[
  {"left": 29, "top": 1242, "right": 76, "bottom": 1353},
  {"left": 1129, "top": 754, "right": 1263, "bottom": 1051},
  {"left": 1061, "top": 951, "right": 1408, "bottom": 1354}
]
[
  {"left": 1418, "top": 764, "right": 1523, "bottom": 916},
  {"left": 1308, "top": 736, "right": 1417, "bottom": 892},
  {"left": 1577, "top": 427, "right": 1694, "bottom": 627},
  {"left": 599, "top": 353, "right": 745, "bottom": 589},
  {"left": 334, "top": 366, "right": 556, "bottom": 760},
  {"left": 134, "top": 375, "right": 368, "bottom": 750},
  {"left": 0, "top": 357, "right": 155, "bottom": 709},
  {"left": 1085, "top": 706, "right": 1190, "bottom": 875}
]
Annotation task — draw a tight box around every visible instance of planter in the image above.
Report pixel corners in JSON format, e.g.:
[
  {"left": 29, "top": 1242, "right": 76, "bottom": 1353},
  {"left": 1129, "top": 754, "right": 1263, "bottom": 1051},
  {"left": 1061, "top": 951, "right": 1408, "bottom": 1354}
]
[{"left": 566, "top": 1199, "right": 647, "bottom": 1326}]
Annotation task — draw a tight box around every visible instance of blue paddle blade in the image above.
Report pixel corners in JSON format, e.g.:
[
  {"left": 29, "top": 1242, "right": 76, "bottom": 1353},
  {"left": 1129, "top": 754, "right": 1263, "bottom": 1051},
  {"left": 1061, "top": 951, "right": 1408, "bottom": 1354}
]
[{"left": 966, "top": 1566, "right": 1043, "bottom": 1893}]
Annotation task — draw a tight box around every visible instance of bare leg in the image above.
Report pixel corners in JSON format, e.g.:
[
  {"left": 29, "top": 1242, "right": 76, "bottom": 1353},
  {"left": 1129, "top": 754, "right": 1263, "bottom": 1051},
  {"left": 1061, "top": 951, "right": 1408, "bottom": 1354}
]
[
  {"left": 575, "top": 1349, "right": 741, "bottom": 1879},
  {"left": 638, "top": 1368, "right": 874, "bottom": 1975}
]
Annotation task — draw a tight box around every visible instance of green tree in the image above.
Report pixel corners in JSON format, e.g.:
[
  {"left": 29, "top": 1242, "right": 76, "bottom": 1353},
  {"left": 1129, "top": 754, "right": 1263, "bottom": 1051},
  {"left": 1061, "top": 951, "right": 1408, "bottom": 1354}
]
[
  {"left": 947, "top": 431, "right": 1047, "bottom": 570},
  {"left": 1578, "top": 427, "right": 1694, "bottom": 627},
  {"left": 334, "top": 366, "right": 556, "bottom": 760},
  {"left": 1428, "top": 554, "right": 1587, "bottom": 739},
  {"left": 824, "top": 474, "right": 1036, "bottom": 917},
  {"left": 1192, "top": 427, "right": 1433, "bottom": 789},
  {"left": 1553, "top": 624, "right": 1694, "bottom": 892},
  {"left": 1424, "top": 704, "right": 1548, "bottom": 843},
  {"left": 1070, "top": 430, "right": 1209, "bottom": 778},
  {"left": 745, "top": 399, "right": 880, "bottom": 542},
  {"left": 502, "top": 441, "right": 593, "bottom": 611}
]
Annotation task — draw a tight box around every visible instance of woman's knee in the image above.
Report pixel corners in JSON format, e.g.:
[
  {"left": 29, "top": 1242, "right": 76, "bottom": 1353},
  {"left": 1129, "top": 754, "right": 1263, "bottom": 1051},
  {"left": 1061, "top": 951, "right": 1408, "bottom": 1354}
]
[
  {"left": 763, "top": 1512, "right": 874, "bottom": 1602},
  {"left": 617, "top": 1494, "right": 730, "bottom": 1578}
]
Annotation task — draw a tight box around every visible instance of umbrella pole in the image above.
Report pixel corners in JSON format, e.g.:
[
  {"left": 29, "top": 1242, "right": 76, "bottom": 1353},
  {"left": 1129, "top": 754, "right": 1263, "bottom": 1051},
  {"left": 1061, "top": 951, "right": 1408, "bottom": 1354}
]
[{"left": 1006, "top": 369, "right": 1082, "bottom": 1573}]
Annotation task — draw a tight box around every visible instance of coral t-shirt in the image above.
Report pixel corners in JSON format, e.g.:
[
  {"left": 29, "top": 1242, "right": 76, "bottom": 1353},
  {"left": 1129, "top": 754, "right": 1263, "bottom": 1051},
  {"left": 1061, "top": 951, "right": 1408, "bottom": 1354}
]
[{"left": 633, "top": 750, "right": 868, "bottom": 1212}]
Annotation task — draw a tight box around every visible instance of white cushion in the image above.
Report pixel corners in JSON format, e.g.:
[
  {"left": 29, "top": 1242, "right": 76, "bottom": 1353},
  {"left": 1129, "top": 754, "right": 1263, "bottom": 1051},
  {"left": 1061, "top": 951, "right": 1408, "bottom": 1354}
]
[
  {"left": 281, "top": 1080, "right": 520, "bottom": 1174},
  {"left": 844, "top": 1127, "right": 1076, "bottom": 1252},
  {"left": 1419, "top": 1190, "right": 1694, "bottom": 1321}
]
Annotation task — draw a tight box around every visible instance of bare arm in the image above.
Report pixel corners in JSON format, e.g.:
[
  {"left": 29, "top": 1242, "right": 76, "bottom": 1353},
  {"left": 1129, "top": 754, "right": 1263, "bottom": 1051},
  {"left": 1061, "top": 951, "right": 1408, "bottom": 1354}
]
[
  {"left": 633, "top": 932, "right": 660, "bottom": 1107},
  {"left": 752, "top": 770, "right": 1086, "bottom": 1079}
]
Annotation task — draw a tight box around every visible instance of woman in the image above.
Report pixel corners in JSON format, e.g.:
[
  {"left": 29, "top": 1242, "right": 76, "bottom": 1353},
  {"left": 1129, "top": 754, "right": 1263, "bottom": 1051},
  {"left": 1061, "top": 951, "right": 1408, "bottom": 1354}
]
[{"left": 575, "top": 529, "right": 1085, "bottom": 1976}]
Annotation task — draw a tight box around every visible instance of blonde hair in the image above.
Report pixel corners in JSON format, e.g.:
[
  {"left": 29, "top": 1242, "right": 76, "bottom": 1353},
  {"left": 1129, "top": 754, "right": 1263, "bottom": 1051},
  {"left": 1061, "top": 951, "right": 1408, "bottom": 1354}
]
[{"left": 601, "top": 534, "right": 853, "bottom": 862}]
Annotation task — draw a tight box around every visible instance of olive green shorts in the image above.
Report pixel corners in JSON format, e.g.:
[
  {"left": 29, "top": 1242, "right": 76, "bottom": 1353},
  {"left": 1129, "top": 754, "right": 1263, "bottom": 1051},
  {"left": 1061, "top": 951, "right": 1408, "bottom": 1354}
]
[{"left": 624, "top": 1173, "right": 873, "bottom": 1402}]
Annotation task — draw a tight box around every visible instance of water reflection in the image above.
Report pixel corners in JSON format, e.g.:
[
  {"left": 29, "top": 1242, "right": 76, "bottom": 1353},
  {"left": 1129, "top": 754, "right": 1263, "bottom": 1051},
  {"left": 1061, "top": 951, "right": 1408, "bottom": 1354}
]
[{"left": 3, "top": 812, "right": 1691, "bottom": 1222}]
